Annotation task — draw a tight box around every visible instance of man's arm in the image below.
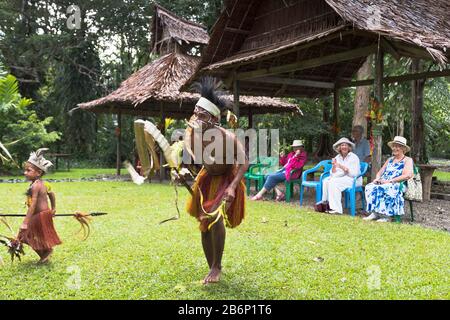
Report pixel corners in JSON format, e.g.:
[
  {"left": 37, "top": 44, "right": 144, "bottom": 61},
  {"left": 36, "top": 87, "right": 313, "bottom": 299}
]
[{"left": 223, "top": 133, "right": 249, "bottom": 203}]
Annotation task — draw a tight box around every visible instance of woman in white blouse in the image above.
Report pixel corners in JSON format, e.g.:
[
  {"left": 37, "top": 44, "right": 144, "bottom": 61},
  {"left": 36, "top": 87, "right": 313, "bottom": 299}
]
[{"left": 319, "top": 137, "right": 361, "bottom": 214}]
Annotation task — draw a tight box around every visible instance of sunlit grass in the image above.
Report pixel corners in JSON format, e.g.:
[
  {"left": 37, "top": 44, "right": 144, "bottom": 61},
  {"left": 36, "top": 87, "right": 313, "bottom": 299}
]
[{"left": 0, "top": 181, "right": 448, "bottom": 299}]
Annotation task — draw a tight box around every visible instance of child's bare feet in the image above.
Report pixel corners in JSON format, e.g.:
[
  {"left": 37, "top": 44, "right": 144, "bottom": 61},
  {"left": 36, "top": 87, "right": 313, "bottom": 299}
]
[
  {"left": 38, "top": 249, "right": 52, "bottom": 264},
  {"left": 203, "top": 267, "right": 221, "bottom": 284}
]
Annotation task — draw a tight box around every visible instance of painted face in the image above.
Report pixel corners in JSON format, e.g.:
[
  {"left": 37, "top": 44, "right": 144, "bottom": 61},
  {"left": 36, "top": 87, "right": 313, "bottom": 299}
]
[
  {"left": 187, "top": 106, "right": 218, "bottom": 131},
  {"left": 24, "top": 162, "right": 42, "bottom": 181}
]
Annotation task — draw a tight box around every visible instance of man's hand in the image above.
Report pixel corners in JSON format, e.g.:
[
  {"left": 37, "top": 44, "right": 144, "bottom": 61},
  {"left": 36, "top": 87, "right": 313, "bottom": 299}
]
[{"left": 223, "top": 186, "right": 236, "bottom": 210}]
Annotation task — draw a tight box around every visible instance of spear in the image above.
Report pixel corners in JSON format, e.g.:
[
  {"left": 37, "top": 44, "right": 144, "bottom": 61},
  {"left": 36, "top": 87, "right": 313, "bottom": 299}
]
[
  {"left": 0, "top": 212, "right": 108, "bottom": 217},
  {"left": 0, "top": 212, "right": 108, "bottom": 240}
]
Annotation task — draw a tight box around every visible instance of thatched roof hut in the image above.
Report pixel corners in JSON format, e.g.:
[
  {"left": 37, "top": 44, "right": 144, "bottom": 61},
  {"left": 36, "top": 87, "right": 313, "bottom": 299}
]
[
  {"left": 184, "top": 0, "right": 450, "bottom": 177},
  {"left": 77, "top": 52, "right": 299, "bottom": 118},
  {"left": 151, "top": 4, "right": 209, "bottom": 54},
  {"left": 186, "top": 0, "right": 450, "bottom": 98}
]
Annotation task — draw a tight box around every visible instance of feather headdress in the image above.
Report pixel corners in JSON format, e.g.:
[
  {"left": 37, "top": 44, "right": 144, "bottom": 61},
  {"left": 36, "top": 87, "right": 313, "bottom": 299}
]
[
  {"left": 192, "top": 77, "right": 229, "bottom": 117},
  {"left": 27, "top": 148, "right": 53, "bottom": 172}
]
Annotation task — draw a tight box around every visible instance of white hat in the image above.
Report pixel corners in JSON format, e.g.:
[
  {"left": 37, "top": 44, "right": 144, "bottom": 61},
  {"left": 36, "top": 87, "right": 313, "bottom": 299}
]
[
  {"left": 291, "top": 140, "right": 305, "bottom": 147},
  {"left": 387, "top": 136, "right": 410, "bottom": 152},
  {"left": 333, "top": 137, "right": 355, "bottom": 152},
  {"left": 27, "top": 148, "right": 53, "bottom": 173}
]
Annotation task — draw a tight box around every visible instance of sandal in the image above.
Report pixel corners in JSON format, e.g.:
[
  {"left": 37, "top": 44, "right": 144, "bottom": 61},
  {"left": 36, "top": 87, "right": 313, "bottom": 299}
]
[{"left": 275, "top": 193, "right": 285, "bottom": 201}]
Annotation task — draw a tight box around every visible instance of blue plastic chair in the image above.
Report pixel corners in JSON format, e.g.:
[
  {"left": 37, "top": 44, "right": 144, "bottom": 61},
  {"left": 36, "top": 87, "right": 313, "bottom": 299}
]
[
  {"left": 299, "top": 160, "right": 332, "bottom": 205},
  {"left": 343, "top": 162, "right": 369, "bottom": 216}
]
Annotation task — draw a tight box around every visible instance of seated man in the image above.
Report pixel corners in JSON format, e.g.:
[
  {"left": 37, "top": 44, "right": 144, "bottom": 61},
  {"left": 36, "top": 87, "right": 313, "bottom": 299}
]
[
  {"left": 251, "top": 140, "right": 307, "bottom": 201},
  {"left": 352, "top": 125, "right": 371, "bottom": 163}
]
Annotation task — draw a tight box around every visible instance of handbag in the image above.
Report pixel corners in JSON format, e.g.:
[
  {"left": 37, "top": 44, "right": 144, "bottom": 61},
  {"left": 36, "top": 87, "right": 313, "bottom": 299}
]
[{"left": 404, "top": 165, "right": 422, "bottom": 202}]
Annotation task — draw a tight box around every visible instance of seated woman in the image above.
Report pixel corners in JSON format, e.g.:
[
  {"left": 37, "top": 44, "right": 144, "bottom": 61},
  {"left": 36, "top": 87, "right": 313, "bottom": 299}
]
[
  {"left": 318, "top": 137, "right": 361, "bottom": 214},
  {"left": 363, "top": 136, "right": 414, "bottom": 222},
  {"left": 251, "top": 140, "right": 307, "bottom": 201}
]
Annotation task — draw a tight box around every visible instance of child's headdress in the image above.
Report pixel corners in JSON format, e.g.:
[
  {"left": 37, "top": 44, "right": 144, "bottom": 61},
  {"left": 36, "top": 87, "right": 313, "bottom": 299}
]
[{"left": 27, "top": 148, "right": 53, "bottom": 173}]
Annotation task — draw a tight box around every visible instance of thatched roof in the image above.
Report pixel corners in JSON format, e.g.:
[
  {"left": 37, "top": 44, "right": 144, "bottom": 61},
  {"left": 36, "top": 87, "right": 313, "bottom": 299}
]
[
  {"left": 77, "top": 53, "right": 299, "bottom": 119},
  {"left": 187, "top": 0, "right": 450, "bottom": 98},
  {"left": 326, "top": 0, "right": 450, "bottom": 63},
  {"left": 151, "top": 4, "right": 209, "bottom": 52}
]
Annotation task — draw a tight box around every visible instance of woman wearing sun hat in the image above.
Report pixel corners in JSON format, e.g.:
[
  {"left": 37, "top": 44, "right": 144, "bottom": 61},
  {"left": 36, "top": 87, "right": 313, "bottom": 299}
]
[
  {"left": 251, "top": 140, "right": 307, "bottom": 201},
  {"left": 363, "top": 136, "right": 414, "bottom": 222},
  {"left": 317, "top": 137, "right": 361, "bottom": 214}
]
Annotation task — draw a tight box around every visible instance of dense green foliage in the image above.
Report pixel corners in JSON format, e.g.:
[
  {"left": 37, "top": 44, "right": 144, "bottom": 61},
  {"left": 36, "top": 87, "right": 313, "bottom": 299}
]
[
  {"left": 0, "top": 73, "right": 59, "bottom": 169},
  {"left": 0, "top": 1, "right": 448, "bottom": 167}
]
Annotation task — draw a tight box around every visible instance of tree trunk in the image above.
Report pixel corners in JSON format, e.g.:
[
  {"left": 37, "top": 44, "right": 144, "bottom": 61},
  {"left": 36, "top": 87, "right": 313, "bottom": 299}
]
[
  {"left": 352, "top": 55, "right": 372, "bottom": 135},
  {"left": 410, "top": 59, "right": 427, "bottom": 164}
]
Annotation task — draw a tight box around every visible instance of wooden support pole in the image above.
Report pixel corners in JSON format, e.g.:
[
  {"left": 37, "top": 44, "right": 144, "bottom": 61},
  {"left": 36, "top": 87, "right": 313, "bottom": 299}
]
[
  {"left": 333, "top": 88, "right": 340, "bottom": 140},
  {"left": 371, "top": 49, "right": 384, "bottom": 178},
  {"left": 248, "top": 107, "right": 253, "bottom": 129},
  {"left": 116, "top": 112, "right": 122, "bottom": 176},
  {"left": 160, "top": 102, "right": 166, "bottom": 182},
  {"left": 233, "top": 79, "right": 240, "bottom": 119}
]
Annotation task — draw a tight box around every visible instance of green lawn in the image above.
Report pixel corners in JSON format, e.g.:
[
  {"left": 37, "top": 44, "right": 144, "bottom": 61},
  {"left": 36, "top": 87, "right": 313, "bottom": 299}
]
[
  {"left": 0, "top": 181, "right": 449, "bottom": 299},
  {"left": 434, "top": 170, "right": 450, "bottom": 182},
  {"left": 0, "top": 168, "right": 124, "bottom": 180}
]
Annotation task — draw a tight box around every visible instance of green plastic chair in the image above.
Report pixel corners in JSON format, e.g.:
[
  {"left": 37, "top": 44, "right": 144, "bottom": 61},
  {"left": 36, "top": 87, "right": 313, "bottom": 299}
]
[
  {"left": 245, "top": 157, "right": 279, "bottom": 196},
  {"left": 271, "top": 168, "right": 303, "bottom": 202}
]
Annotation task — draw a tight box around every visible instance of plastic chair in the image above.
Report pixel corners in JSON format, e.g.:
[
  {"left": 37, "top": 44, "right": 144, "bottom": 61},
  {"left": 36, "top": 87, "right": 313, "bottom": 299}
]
[
  {"left": 299, "top": 160, "right": 332, "bottom": 205},
  {"left": 245, "top": 157, "right": 279, "bottom": 195},
  {"left": 270, "top": 167, "right": 303, "bottom": 202},
  {"left": 343, "top": 162, "right": 369, "bottom": 216}
]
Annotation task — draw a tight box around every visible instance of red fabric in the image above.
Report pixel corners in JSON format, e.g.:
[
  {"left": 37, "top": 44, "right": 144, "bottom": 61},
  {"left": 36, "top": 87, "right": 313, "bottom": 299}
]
[
  {"left": 19, "top": 210, "right": 62, "bottom": 251},
  {"left": 283, "top": 151, "right": 307, "bottom": 181}
]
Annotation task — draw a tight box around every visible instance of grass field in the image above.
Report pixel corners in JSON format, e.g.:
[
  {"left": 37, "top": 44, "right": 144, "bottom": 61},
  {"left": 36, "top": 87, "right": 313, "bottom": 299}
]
[
  {"left": 0, "top": 168, "right": 124, "bottom": 180},
  {"left": 0, "top": 181, "right": 449, "bottom": 300}
]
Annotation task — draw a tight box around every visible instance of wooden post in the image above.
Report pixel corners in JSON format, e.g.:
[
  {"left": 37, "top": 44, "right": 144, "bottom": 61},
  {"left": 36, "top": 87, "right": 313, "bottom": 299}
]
[
  {"left": 159, "top": 103, "right": 166, "bottom": 182},
  {"left": 371, "top": 49, "right": 384, "bottom": 178},
  {"left": 233, "top": 79, "right": 240, "bottom": 120},
  {"left": 333, "top": 88, "right": 340, "bottom": 140},
  {"left": 410, "top": 58, "right": 426, "bottom": 163},
  {"left": 248, "top": 107, "right": 253, "bottom": 129},
  {"left": 116, "top": 112, "right": 122, "bottom": 176}
]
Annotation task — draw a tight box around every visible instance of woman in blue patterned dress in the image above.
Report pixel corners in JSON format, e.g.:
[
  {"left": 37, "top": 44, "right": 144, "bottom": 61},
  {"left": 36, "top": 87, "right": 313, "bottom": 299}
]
[{"left": 364, "top": 136, "right": 414, "bottom": 222}]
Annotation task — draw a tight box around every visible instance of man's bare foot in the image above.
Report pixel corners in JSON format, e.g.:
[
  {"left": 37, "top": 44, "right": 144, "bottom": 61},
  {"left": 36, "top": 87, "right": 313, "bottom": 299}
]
[{"left": 203, "top": 267, "right": 221, "bottom": 284}]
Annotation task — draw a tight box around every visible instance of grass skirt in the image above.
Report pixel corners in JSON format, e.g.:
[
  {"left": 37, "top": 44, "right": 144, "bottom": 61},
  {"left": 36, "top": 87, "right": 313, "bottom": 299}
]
[
  {"left": 186, "top": 168, "right": 246, "bottom": 232},
  {"left": 19, "top": 210, "right": 62, "bottom": 251}
]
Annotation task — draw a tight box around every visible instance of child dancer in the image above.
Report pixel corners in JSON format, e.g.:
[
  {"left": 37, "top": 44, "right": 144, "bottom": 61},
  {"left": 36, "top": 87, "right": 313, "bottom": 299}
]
[{"left": 18, "top": 148, "right": 61, "bottom": 263}]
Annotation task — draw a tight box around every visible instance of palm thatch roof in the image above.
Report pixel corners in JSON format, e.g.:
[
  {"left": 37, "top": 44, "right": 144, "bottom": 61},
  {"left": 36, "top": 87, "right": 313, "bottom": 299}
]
[
  {"left": 77, "top": 52, "right": 299, "bottom": 118},
  {"left": 151, "top": 4, "right": 209, "bottom": 53},
  {"left": 186, "top": 0, "right": 450, "bottom": 98},
  {"left": 326, "top": 0, "right": 450, "bottom": 63}
]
